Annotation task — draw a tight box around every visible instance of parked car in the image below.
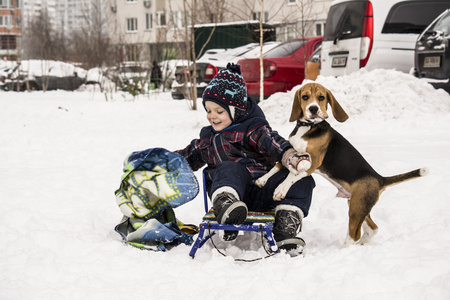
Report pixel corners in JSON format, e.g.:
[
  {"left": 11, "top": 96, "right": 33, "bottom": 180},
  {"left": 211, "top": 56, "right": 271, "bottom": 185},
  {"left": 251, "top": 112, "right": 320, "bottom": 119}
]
[
  {"left": 2, "top": 60, "right": 86, "bottom": 91},
  {"left": 170, "top": 61, "right": 216, "bottom": 100},
  {"left": 171, "top": 42, "right": 279, "bottom": 100},
  {"left": 4, "top": 74, "right": 84, "bottom": 91},
  {"left": 197, "top": 42, "right": 280, "bottom": 69},
  {"left": 113, "top": 61, "right": 151, "bottom": 79},
  {"left": 0, "top": 64, "right": 19, "bottom": 90},
  {"left": 110, "top": 61, "right": 151, "bottom": 92},
  {"left": 238, "top": 37, "right": 322, "bottom": 100},
  {"left": 414, "top": 9, "right": 450, "bottom": 92},
  {"left": 320, "top": 0, "right": 449, "bottom": 77},
  {"left": 84, "top": 67, "right": 117, "bottom": 91},
  {"left": 160, "top": 59, "right": 190, "bottom": 89},
  {"left": 305, "top": 45, "right": 322, "bottom": 81}
]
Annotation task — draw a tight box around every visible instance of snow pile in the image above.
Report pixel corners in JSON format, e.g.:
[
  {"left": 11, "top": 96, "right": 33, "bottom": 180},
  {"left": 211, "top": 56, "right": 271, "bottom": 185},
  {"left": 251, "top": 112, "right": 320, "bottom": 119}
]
[
  {"left": 260, "top": 69, "right": 450, "bottom": 127},
  {"left": 1, "top": 69, "right": 449, "bottom": 300},
  {"left": 17, "top": 60, "right": 87, "bottom": 78}
]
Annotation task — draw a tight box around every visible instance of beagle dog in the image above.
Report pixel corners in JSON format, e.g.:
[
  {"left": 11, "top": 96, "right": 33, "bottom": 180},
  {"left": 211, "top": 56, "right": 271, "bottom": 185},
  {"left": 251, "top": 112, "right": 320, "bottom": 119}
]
[{"left": 256, "top": 83, "right": 428, "bottom": 246}]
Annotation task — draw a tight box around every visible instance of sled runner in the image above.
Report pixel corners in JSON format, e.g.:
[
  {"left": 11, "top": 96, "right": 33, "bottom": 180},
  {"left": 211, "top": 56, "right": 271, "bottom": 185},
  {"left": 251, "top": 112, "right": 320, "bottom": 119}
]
[{"left": 189, "top": 170, "right": 279, "bottom": 260}]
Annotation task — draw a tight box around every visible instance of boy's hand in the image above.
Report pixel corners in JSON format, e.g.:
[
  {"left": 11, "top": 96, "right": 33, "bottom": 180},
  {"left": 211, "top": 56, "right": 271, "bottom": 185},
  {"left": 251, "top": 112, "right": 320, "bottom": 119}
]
[{"left": 282, "top": 148, "right": 311, "bottom": 175}]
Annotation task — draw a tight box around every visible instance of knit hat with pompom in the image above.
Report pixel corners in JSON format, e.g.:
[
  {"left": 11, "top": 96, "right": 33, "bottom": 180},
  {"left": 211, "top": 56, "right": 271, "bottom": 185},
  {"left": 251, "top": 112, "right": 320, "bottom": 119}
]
[{"left": 202, "top": 63, "right": 248, "bottom": 122}]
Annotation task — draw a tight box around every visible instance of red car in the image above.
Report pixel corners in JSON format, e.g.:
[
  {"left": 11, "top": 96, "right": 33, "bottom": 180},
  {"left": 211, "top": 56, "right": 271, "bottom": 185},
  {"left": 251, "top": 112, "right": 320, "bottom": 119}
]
[{"left": 238, "top": 36, "right": 322, "bottom": 100}]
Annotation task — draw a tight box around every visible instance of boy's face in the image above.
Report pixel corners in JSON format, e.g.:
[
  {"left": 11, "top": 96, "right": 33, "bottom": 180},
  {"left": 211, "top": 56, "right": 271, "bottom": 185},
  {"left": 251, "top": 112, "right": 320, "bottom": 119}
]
[{"left": 205, "top": 101, "right": 232, "bottom": 131}]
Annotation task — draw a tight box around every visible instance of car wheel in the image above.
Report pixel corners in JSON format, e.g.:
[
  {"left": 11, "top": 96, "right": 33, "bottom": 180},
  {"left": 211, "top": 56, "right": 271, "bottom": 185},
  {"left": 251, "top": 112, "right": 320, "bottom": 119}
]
[
  {"left": 171, "top": 92, "right": 184, "bottom": 100},
  {"left": 28, "top": 81, "right": 39, "bottom": 91}
]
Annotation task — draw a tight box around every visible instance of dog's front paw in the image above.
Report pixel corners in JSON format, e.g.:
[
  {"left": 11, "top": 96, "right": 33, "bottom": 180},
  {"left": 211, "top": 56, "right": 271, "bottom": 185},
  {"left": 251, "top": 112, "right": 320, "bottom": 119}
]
[
  {"left": 273, "top": 184, "right": 289, "bottom": 200},
  {"left": 255, "top": 176, "right": 268, "bottom": 188}
]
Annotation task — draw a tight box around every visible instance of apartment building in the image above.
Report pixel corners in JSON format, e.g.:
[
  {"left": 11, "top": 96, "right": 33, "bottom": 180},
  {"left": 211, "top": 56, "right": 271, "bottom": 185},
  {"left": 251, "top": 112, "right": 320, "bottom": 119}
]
[
  {"left": 54, "top": 0, "right": 108, "bottom": 36},
  {"left": 21, "top": 0, "right": 55, "bottom": 26},
  {"left": 0, "top": 0, "right": 21, "bottom": 61},
  {"left": 109, "top": 0, "right": 332, "bottom": 63}
]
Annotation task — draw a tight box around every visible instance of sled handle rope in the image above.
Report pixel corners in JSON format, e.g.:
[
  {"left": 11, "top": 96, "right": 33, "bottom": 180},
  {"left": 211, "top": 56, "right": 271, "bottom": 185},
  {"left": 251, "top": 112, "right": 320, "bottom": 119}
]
[{"left": 206, "top": 223, "right": 278, "bottom": 262}]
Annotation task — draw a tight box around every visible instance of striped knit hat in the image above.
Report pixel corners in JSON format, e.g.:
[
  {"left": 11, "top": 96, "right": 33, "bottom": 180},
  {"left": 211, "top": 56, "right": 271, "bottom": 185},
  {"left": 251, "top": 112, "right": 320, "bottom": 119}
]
[{"left": 202, "top": 63, "right": 248, "bottom": 122}]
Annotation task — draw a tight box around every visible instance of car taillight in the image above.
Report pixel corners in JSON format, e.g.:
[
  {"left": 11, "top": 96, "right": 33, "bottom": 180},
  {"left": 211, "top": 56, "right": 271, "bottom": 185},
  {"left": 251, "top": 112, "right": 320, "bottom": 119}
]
[
  {"left": 360, "top": 1, "right": 373, "bottom": 68},
  {"left": 264, "top": 61, "right": 277, "bottom": 78},
  {"left": 205, "top": 64, "right": 218, "bottom": 79},
  {"left": 178, "top": 68, "right": 190, "bottom": 80}
]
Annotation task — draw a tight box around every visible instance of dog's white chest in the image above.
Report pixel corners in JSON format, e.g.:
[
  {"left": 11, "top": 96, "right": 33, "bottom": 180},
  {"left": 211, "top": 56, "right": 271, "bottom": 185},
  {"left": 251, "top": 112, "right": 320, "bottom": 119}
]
[{"left": 289, "top": 126, "right": 310, "bottom": 153}]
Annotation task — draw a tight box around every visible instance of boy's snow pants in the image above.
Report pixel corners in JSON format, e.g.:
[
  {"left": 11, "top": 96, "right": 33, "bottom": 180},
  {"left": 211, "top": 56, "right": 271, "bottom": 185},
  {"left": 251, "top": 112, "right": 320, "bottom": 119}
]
[{"left": 207, "top": 161, "right": 315, "bottom": 217}]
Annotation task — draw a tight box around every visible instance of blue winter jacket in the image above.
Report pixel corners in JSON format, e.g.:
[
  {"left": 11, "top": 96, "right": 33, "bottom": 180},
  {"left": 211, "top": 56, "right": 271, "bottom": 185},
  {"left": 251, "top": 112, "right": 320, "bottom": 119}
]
[{"left": 176, "top": 97, "right": 292, "bottom": 180}]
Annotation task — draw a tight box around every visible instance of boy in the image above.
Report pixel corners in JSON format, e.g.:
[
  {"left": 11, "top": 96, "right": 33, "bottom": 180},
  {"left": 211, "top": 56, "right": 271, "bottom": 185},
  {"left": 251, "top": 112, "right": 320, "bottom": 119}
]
[{"left": 176, "top": 63, "right": 315, "bottom": 256}]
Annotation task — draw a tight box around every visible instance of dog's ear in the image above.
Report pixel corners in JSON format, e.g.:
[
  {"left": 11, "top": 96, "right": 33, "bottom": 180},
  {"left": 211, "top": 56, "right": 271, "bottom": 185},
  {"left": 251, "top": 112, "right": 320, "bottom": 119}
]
[
  {"left": 326, "top": 88, "right": 349, "bottom": 122},
  {"left": 289, "top": 88, "right": 304, "bottom": 122}
]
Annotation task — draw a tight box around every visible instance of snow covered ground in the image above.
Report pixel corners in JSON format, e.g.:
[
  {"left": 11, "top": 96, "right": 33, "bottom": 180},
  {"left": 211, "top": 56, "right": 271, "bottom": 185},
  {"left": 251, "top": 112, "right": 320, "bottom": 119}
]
[{"left": 1, "top": 69, "right": 449, "bottom": 299}]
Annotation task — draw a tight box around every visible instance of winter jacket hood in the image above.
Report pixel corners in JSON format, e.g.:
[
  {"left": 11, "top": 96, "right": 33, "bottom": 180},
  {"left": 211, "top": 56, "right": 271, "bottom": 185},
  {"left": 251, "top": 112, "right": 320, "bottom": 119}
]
[{"left": 200, "top": 97, "right": 267, "bottom": 137}]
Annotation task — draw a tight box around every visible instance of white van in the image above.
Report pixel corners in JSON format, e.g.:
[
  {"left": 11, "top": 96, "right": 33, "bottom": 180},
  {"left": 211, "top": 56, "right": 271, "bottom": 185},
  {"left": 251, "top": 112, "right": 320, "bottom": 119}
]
[{"left": 320, "top": 0, "right": 450, "bottom": 77}]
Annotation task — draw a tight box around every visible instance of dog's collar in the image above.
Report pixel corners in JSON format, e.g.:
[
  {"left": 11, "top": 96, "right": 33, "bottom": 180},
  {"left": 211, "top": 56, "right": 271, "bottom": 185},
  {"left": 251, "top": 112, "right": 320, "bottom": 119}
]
[{"left": 297, "top": 120, "right": 315, "bottom": 127}]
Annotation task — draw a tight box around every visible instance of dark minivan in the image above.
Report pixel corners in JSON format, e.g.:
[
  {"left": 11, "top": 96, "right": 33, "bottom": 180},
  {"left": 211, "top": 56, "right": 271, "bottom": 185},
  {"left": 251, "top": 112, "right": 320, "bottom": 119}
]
[{"left": 414, "top": 9, "right": 450, "bottom": 90}]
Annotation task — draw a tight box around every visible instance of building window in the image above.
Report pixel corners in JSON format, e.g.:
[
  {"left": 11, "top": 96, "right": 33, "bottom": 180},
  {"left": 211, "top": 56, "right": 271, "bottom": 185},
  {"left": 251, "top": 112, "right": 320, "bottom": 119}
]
[
  {"left": 286, "top": 25, "right": 296, "bottom": 40},
  {"left": 0, "top": 15, "right": 13, "bottom": 27},
  {"left": 127, "top": 18, "right": 138, "bottom": 32},
  {"left": 126, "top": 0, "right": 137, "bottom": 2},
  {"left": 252, "top": 11, "right": 268, "bottom": 22},
  {"left": 172, "top": 11, "right": 184, "bottom": 28},
  {"left": 146, "top": 13, "right": 152, "bottom": 30},
  {"left": 287, "top": 0, "right": 296, "bottom": 5},
  {"left": 0, "top": 0, "right": 13, "bottom": 8},
  {"left": 315, "top": 22, "right": 324, "bottom": 36},
  {"left": 126, "top": 44, "right": 139, "bottom": 61},
  {"left": 156, "top": 11, "right": 166, "bottom": 27},
  {"left": 1, "top": 35, "right": 16, "bottom": 50}
]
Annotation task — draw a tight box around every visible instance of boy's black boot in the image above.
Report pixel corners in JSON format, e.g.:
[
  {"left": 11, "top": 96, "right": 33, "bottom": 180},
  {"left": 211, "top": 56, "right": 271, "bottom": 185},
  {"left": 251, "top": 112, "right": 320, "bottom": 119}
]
[
  {"left": 212, "top": 190, "right": 248, "bottom": 241},
  {"left": 273, "top": 205, "right": 305, "bottom": 257}
]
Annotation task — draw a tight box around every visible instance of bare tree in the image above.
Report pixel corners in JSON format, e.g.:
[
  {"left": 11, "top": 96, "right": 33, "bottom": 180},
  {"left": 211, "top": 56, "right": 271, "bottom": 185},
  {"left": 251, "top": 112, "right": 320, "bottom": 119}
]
[
  {"left": 153, "top": 0, "right": 322, "bottom": 103},
  {"left": 71, "top": 0, "right": 117, "bottom": 69},
  {"left": 22, "top": 8, "right": 55, "bottom": 92},
  {"left": 169, "top": 0, "right": 204, "bottom": 109},
  {"left": 259, "top": 0, "right": 264, "bottom": 103},
  {"left": 293, "top": 0, "right": 320, "bottom": 78},
  {"left": 168, "top": 0, "right": 225, "bottom": 110},
  {"left": 189, "top": 0, "right": 198, "bottom": 109},
  {"left": 23, "top": 8, "right": 54, "bottom": 61}
]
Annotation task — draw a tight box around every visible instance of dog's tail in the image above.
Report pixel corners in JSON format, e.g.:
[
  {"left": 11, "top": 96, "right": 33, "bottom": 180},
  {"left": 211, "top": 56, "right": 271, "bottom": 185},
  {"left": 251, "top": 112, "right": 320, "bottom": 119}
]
[{"left": 382, "top": 167, "right": 429, "bottom": 188}]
